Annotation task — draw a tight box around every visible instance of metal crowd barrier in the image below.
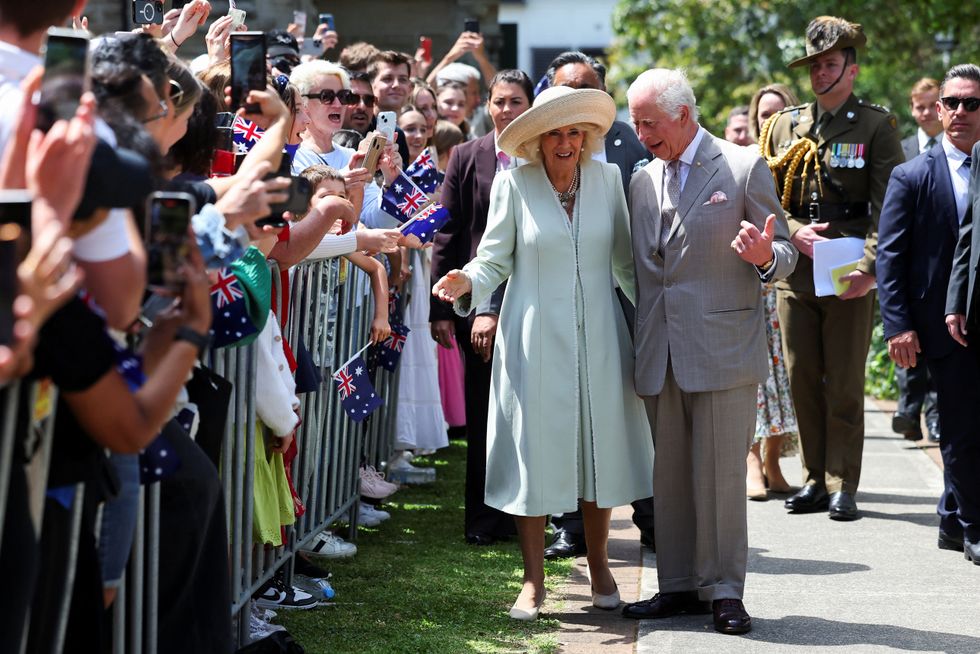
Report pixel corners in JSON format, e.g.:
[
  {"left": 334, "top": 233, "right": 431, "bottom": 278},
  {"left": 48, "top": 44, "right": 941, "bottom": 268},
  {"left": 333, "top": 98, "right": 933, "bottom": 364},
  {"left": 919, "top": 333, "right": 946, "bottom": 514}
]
[{"left": 0, "top": 253, "right": 405, "bottom": 653}]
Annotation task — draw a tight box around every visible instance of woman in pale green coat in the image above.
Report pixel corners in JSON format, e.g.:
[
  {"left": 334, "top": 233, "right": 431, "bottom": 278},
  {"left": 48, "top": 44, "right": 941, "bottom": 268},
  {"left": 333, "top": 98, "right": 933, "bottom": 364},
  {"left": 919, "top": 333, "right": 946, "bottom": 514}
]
[{"left": 433, "top": 86, "right": 653, "bottom": 621}]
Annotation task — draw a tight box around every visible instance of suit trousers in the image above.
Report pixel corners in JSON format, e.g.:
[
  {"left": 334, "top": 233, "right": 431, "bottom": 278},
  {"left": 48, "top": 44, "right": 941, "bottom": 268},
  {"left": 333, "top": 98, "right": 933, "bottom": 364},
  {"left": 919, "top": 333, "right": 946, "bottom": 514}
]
[
  {"left": 895, "top": 363, "right": 938, "bottom": 426},
  {"left": 457, "top": 319, "right": 516, "bottom": 539},
  {"left": 776, "top": 289, "right": 875, "bottom": 494},
  {"left": 926, "top": 346, "right": 980, "bottom": 541},
  {"left": 644, "top": 363, "right": 756, "bottom": 601}
]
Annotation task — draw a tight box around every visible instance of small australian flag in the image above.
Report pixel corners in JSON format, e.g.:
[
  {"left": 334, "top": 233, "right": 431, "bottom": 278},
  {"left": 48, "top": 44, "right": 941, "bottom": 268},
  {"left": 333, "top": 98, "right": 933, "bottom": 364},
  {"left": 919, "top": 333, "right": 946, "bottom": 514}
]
[
  {"left": 233, "top": 115, "right": 264, "bottom": 154},
  {"left": 333, "top": 355, "right": 384, "bottom": 422},
  {"left": 209, "top": 268, "right": 258, "bottom": 348},
  {"left": 381, "top": 170, "right": 432, "bottom": 221},
  {"left": 402, "top": 203, "right": 451, "bottom": 245},
  {"left": 376, "top": 322, "right": 411, "bottom": 372},
  {"left": 404, "top": 147, "right": 444, "bottom": 194}
]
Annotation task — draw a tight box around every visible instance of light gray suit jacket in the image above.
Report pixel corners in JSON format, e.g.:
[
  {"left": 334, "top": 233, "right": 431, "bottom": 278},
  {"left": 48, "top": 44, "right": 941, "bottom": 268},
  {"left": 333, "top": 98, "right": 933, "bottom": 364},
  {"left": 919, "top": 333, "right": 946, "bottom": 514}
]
[{"left": 629, "top": 131, "right": 798, "bottom": 396}]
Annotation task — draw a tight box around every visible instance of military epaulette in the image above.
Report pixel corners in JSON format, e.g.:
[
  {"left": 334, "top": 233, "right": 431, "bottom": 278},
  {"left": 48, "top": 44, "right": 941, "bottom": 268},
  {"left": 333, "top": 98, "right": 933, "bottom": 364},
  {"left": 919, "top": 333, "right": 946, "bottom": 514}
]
[{"left": 856, "top": 99, "right": 891, "bottom": 114}]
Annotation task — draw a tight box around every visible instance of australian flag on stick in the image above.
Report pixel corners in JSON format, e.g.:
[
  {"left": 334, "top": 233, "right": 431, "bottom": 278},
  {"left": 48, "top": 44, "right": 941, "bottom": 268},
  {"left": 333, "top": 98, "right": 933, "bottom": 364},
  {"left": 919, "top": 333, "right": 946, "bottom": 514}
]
[
  {"left": 404, "top": 147, "right": 443, "bottom": 194},
  {"left": 333, "top": 354, "right": 383, "bottom": 422},
  {"left": 400, "top": 203, "right": 451, "bottom": 245},
  {"left": 376, "top": 322, "right": 411, "bottom": 372},
  {"left": 381, "top": 170, "right": 433, "bottom": 222}
]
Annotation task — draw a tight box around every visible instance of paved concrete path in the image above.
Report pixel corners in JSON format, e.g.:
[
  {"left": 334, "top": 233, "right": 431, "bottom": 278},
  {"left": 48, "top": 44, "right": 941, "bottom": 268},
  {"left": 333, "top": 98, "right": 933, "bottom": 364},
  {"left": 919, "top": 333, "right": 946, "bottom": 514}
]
[
  {"left": 635, "top": 400, "right": 980, "bottom": 653},
  {"left": 553, "top": 399, "right": 980, "bottom": 653}
]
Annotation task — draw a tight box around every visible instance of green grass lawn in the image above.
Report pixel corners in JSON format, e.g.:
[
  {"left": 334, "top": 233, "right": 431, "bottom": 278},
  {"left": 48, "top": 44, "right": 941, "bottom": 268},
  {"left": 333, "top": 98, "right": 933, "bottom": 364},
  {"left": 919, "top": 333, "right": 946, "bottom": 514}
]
[{"left": 278, "top": 440, "right": 571, "bottom": 654}]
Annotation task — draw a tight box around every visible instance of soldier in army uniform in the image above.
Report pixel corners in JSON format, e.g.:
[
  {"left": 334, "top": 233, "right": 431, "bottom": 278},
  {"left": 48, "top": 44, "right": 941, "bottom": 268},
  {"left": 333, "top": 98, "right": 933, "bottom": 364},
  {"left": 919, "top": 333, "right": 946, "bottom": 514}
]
[{"left": 760, "top": 16, "right": 904, "bottom": 520}]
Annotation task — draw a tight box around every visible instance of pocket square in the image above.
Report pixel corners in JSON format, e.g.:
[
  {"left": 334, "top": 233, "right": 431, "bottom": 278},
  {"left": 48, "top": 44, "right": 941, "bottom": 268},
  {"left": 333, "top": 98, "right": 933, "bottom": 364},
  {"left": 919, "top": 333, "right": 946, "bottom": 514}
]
[{"left": 704, "top": 191, "right": 728, "bottom": 205}]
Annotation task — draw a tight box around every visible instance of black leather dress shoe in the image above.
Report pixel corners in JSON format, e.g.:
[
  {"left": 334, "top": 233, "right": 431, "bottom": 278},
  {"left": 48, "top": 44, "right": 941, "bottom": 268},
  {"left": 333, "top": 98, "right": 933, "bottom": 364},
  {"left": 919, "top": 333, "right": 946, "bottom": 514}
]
[
  {"left": 544, "top": 528, "right": 587, "bottom": 559},
  {"left": 965, "top": 537, "right": 980, "bottom": 565},
  {"left": 892, "top": 413, "right": 922, "bottom": 440},
  {"left": 784, "top": 484, "right": 829, "bottom": 513},
  {"left": 926, "top": 421, "right": 941, "bottom": 443},
  {"left": 938, "top": 531, "right": 964, "bottom": 552},
  {"left": 713, "top": 598, "right": 752, "bottom": 634},
  {"left": 828, "top": 491, "right": 859, "bottom": 521},
  {"left": 621, "top": 591, "right": 711, "bottom": 620},
  {"left": 465, "top": 533, "right": 496, "bottom": 546},
  {"left": 639, "top": 528, "right": 656, "bottom": 552}
]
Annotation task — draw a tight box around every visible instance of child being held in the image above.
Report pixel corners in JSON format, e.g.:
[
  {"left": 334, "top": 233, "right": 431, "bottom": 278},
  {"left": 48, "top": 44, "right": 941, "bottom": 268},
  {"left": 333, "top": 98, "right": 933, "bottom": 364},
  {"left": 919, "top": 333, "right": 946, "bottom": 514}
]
[{"left": 297, "top": 165, "right": 392, "bottom": 345}]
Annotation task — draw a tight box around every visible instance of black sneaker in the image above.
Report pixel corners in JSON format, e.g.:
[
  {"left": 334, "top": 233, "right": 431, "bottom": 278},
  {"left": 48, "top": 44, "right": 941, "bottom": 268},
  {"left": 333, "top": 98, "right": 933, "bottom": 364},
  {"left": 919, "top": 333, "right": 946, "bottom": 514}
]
[{"left": 254, "top": 577, "right": 318, "bottom": 610}]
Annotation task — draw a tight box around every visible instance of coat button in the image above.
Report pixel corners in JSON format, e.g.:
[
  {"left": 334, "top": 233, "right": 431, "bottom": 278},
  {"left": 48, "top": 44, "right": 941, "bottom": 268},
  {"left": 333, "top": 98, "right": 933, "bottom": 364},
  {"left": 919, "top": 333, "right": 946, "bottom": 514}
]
[
  {"left": 274, "top": 335, "right": 282, "bottom": 342},
  {"left": 278, "top": 364, "right": 284, "bottom": 371}
]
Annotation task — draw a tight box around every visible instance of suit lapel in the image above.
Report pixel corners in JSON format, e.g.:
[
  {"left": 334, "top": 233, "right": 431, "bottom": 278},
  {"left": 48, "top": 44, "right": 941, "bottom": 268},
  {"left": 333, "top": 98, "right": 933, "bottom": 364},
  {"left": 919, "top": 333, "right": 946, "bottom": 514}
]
[
  {"left": 669, "top": 135, "right": 720, "bottom": 242},
  {"left": 929, "top": 145, "right": 959, "bottom": 234},
  {"left": 605, "top": 124, "right": 626, "bottom": 172},
  {"left": 475, "top": 134, "right": 497, "bottom": 212},
  {"left": 817, "top": 96, "right": 860, "bottom": 146},
  {"left": 792, "top": 103, "right": 817, "bottom": 142}
]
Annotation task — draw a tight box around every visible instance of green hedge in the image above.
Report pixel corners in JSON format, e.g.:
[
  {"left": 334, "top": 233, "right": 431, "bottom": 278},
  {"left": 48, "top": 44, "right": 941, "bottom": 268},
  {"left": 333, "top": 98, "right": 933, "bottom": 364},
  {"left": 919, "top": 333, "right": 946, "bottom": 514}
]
[{"left": 865, "top": 312, "right": 898, "bottom": 400}]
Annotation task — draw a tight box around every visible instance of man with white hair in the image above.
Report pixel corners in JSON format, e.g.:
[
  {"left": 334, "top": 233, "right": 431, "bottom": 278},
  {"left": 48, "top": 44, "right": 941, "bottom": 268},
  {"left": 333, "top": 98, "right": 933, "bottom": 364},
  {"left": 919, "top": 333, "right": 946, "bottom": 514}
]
[{"left": 620, "top": 68, "right": 797, "bottom": 634}]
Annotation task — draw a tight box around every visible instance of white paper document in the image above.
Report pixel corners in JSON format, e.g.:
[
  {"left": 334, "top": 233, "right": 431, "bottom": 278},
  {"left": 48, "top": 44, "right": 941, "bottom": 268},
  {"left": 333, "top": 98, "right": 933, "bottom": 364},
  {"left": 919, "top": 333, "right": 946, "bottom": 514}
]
[{"left": 812, "top": 237, "right": 865, "bottom": 297}]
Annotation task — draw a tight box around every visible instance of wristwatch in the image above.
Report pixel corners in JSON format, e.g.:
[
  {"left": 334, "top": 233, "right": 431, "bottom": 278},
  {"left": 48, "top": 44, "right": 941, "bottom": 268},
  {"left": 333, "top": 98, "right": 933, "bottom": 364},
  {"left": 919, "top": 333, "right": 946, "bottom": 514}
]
[
  {"left": 757, "top": 256, "right": 776, "bottom": 273},
  {"left": 174, "top": 325, "right": 211, "bottom": 353}
]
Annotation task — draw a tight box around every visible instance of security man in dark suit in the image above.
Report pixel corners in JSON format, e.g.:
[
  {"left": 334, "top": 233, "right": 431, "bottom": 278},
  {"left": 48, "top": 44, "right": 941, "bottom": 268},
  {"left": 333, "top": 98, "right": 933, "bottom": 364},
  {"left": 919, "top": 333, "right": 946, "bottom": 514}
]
[
  {"left": 881, "top": 63, "right": 980, "bottom": 565},
  {"left": 761, "top": 16, "right": 903, "bottom": 521},
  {"left": 893, "top": 77, "right": 943, "bottom": 442},
  {"left": 541, "top": 51, "right": 653, "bottom": 559}
]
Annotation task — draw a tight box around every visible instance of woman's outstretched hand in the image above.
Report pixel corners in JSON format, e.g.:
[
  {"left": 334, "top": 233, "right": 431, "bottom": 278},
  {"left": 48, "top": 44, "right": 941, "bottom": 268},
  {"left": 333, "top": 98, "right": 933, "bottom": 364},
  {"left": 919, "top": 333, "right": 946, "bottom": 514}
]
[{"left": 432, "top": 269, "right": 471, "bottom": 303}]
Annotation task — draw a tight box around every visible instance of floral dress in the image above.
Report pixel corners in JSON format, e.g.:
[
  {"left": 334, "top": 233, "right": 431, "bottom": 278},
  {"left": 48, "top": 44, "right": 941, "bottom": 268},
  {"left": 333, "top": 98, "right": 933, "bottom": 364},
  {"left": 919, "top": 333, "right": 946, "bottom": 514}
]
[{"left": 755, "top": 284, "right": 798, "bottom": 447}]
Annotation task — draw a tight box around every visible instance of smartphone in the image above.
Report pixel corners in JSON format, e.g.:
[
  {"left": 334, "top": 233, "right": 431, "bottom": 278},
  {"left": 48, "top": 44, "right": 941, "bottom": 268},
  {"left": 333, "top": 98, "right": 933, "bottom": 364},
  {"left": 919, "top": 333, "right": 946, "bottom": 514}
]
[
  {"left": 132, "top": 0, "right": 165, "bottom": 25},
  {"left": 145, "top": 192, "right": 195, "bottom": 292},
  {"left": 362, "top": 133, "right": 386, "bottom": 173},
  {"left": 230, "top": 32, "right": 266, "bottom": 113},
  {"left": 36, "top": 28, "right": 90, "bottom": 133},
  {"left": 464, "top": 19, "right": 480, "bottom": 34},
  {"left": 227, "top": 7, "right": 246, "bottom": 30},
  {"left": 215, "top": 112, "right": 235, "bottom": 128},
  {"left": 293, "top": 11, "right": 307, "bottom": 35},
  {"left": 258, "top": 157, "right": 313, "bottom": 227},
  {"left": 319, "top": 13, "right": 335, "bottom": 30},
  {"left": 215, "top": 126, "right": 234, "bottom": 152},
  {"left": 377, "top": 111, "right": 397, "bottom": 141},
  {"left": 420, "top": 36, "right": 432, "bottom": 64}
]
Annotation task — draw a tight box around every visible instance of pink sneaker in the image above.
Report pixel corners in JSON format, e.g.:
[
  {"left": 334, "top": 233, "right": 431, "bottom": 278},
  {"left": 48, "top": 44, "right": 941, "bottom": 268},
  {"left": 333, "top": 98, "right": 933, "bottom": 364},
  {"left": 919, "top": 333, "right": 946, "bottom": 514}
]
[{"left": 359, "top": 466, "right": 398, "bottom": 499}]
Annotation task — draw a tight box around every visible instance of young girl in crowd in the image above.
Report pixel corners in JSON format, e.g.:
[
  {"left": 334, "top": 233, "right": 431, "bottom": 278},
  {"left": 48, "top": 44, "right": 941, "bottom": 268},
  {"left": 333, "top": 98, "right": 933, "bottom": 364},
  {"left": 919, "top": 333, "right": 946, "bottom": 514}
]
[{"left": 436, "top": 82, "right": 469, "bottom": 139}]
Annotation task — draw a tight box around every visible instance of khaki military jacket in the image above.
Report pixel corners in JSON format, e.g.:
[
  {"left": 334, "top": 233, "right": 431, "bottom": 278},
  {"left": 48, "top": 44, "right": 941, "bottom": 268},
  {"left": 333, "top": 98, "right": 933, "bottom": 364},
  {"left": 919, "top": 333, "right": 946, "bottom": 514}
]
[{"left": 763, "top": 93, "right": 903, "bottom": 293}]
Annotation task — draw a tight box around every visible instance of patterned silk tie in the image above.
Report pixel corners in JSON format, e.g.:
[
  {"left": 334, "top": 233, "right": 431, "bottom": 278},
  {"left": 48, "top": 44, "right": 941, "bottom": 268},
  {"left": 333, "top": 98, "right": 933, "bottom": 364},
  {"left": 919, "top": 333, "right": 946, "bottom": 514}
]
[
  {"left": 660, "top": 159, "right": 680, "bottom": 253},
  {"left": 925, "top": 136, "right": 938, "bottom": 152},
  {"left": 965, "top": 155, "right": 973, "bottom": 170}
]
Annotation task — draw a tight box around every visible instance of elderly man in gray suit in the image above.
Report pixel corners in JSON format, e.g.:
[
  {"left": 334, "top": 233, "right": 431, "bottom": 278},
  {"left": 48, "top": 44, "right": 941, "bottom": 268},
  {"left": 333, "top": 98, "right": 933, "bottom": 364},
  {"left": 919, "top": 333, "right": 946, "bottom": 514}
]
[{"left": 620, "top": 69, "right": 797, "bottom": 635}]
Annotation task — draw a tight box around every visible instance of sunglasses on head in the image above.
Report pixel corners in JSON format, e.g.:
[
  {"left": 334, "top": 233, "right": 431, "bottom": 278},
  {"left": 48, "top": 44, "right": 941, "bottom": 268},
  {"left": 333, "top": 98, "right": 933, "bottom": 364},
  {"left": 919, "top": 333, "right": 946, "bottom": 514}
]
[
  {"left": 303, "top": 89, "right": 358, "bottom": 105},
  {"left": 941, "top": 96, "right": 980, "bottom": 112}
]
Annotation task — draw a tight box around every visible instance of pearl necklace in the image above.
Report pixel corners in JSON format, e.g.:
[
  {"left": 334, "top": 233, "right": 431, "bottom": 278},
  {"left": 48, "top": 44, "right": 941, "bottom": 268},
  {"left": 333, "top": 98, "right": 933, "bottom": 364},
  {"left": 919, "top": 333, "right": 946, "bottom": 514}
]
[{"left": 551, "top": 164, "right": 580, "bottom": 208}]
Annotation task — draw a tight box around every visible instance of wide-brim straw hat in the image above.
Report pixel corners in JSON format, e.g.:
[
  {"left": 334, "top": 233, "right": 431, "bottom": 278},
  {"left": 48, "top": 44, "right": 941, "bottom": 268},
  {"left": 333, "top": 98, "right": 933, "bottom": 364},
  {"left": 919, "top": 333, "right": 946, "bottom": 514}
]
[{"left": 496, "top": 86, "right": 616, "bottom": 160}]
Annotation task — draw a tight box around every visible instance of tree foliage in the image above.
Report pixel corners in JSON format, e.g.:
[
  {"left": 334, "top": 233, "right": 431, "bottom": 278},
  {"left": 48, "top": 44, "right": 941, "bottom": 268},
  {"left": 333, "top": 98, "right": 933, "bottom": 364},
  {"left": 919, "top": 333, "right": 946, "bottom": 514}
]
[{"left": 607, "top": 0, "right": 980, "bottom": 135}]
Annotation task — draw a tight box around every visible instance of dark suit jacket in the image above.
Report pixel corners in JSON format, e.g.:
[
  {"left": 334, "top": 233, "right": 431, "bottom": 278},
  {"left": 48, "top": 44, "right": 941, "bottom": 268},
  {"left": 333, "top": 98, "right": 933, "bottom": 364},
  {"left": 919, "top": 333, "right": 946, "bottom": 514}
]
[
  {"left": 946, "top": 140, "right": 980, "bottom": 326},
  {"left": 878, "top": 142, "right": 963, "bottom": 359},
  {"left": 430, "top": 132, "right": 503, "bottom": 322},
  {"left": 604, "top": 120, "right": 649, "bottom": 196}
]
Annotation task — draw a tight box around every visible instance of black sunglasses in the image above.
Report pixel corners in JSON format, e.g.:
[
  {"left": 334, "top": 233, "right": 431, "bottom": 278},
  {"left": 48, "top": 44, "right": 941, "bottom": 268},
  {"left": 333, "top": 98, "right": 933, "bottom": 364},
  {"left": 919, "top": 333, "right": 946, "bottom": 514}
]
[
  {"left": 303, "top": 89, "right": 358, "bottom": 105},
  {"left": 941, "top": 96, "right": 980, "bottom": 112},
  {"left": 351, "top": 92, "right": 376, "bottom": 108}
]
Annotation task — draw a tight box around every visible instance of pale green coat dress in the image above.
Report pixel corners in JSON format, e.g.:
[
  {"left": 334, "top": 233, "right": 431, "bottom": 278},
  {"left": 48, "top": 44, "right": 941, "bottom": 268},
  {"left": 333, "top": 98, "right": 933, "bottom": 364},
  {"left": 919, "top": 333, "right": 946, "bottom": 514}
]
[{"left": 455, "top": 159, "right": 654, "bottom": 516}]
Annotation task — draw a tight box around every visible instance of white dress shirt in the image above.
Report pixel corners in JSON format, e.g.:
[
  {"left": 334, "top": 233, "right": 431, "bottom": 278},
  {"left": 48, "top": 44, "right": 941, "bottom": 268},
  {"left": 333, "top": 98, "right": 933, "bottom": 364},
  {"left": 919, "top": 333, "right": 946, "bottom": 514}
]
[
  {"left": 942, "top": 136, "right": 971, "bottom": 223},
  {"left": 917, "top": 127, "right": 942, "bottom": 154}
]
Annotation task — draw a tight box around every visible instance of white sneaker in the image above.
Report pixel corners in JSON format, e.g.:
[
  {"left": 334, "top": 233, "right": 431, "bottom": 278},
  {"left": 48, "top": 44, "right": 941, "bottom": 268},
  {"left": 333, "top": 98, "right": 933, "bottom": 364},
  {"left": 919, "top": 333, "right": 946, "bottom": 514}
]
[
  {"left": 248, "top": 604, "right": 285, "bottom": 643},
  {"left": 387, "top": 452, "right": 420, "bottom": 473},
  {"left": 301, "top": 531, "right": 358, "bottom": 559},
  {"left": 360, "top": 502, "right": 390, "bottom": 523},
  {"left": 357, "top": 502, "right": 382, "bottom": 527},
  {"left": 360, "top": 466, "right": 398, "bottom": 499}
]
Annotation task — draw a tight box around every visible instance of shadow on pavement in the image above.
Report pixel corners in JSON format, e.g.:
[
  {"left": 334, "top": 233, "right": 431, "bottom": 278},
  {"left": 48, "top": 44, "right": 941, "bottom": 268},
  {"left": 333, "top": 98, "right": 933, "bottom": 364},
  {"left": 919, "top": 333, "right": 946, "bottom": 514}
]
[
  {"left": 748, "top": 548, "right": 870, "bottom": 575},
  {"left": 859, "top": 509, "right": 938, "bottom": 528},
  {"left": 744, "top": 616, "right": 980, "bottom": 653},
  {"left": 857, "top": 491, "right": 937, "bottom": 505}
]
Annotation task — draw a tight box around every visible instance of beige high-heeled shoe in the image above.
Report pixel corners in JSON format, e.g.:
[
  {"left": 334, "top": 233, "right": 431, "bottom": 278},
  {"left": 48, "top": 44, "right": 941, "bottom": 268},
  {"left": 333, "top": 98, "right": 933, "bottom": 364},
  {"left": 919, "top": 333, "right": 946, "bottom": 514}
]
[
  {"left": 509, "top": 590, "right": 547, "bottom": 621},
  {"left": 591, "top": 584, "right": 620, "bottom": 610}
]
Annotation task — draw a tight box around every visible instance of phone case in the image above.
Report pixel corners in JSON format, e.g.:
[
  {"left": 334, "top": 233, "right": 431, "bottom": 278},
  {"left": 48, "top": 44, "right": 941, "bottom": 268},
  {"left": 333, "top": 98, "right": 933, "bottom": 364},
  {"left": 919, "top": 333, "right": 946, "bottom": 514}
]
[{"left": 362, "top": 134, "right": 387, "bottom": 173}]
